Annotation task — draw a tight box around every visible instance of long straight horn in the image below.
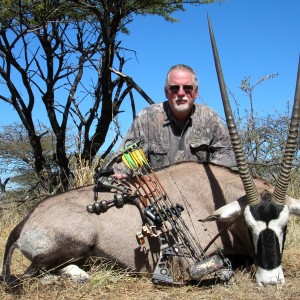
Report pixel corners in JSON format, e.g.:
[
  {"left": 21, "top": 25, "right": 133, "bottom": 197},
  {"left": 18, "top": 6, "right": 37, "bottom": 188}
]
[
  {"left": 208, "top": 17, "right": 260, "bottom": 206},
  {"left": 272, "top": 57, "right": 300, "bottom": 206}
]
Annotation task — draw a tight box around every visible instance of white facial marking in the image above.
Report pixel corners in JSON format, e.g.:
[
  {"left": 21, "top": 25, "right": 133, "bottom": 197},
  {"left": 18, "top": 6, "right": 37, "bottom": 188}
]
[
  {"left": 244, "top": 204, "right": 290, "bottom": 285},
  {"left": 244, "top": 206, "right": 266, "bottom": 254},
  {"left": 256, "top": 265, "right": 285, "bottom": 286},
  {"left": 268, "top": 205, "right": 289, "bottom": 252}
]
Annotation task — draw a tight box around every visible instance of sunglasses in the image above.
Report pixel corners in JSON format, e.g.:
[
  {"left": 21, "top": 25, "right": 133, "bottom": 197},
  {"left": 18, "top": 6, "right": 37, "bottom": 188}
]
[{"left": 169, "top": 85, "right": 194, "bottom": 93}]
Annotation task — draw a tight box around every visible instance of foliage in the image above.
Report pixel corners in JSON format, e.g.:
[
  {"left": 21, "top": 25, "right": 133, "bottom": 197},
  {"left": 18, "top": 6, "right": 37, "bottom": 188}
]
[
  {"left": 0, "top": 0, "right": 220, "bottom": 190},
  {"left": 0, "top": 122, "right": 105, "bottom": 195},
  {"left": 232, "top": 74, "right": 300, "bottom": 185},
  {"left": 0, "top": 122, "right": 66, "bottom": 193},
  {"left": 0, "top": 123, "right": 56, "bottom": 174}
]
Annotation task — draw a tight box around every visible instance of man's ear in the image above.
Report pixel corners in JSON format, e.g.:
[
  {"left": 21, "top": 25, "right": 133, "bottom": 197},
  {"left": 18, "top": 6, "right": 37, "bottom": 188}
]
[
  {"left": 164, "top": 87, "right": 168, "bottom": 98},
  {"left": 194, "top": 86, "right": 199, "bottom": 99}
]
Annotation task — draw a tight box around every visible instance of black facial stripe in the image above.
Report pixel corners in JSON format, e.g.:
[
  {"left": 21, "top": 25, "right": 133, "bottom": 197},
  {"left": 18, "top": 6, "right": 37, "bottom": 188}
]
[
  {"left": 256, "top": 227, "right": 286, "bottom": 270},
  {"left": 249, "top": 199, "right": 284, "bottom": 224}
]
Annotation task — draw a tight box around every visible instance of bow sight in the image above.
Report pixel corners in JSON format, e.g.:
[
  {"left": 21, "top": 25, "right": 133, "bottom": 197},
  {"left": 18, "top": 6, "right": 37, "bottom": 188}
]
[{"left": 87, "top": 139, "right": 232, "bottom": 285}]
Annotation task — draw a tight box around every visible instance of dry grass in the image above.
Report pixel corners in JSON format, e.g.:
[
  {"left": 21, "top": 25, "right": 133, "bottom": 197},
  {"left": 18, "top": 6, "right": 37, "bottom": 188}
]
[
  {"left": 68, "top": 155, "right": 103, "bottom": 188},
  {"left": 0, "top": 255, "right": 300, "bottom": 300}
]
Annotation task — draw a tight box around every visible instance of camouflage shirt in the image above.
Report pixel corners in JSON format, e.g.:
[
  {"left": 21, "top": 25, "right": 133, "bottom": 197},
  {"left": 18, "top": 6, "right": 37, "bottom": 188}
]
[{"left": 115, "top": 101, "right": 236, "bottom": 172}]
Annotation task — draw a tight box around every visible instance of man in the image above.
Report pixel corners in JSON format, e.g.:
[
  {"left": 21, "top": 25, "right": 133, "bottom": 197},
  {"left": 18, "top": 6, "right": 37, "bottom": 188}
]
[{"left": 113, "top": 64, "right": 235, "bottom": 178}]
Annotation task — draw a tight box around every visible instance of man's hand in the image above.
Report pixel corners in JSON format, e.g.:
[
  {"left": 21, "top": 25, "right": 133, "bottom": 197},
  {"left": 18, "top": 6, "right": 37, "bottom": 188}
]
[{"left": 112, "top": 173, "right": 128, "bottom": 180}]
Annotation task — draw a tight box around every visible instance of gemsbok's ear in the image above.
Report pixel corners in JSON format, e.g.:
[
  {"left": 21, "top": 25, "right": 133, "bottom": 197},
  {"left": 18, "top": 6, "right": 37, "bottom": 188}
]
[
  {"left": 199, "top": 198, "right": 246, "bottom": 222},
  {"left": 287, "top": 196, "right": 300, "bottom": 216}
]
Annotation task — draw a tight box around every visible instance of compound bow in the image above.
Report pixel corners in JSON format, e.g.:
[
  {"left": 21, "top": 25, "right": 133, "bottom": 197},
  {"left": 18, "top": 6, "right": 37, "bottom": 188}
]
[{"left": 87, "top": 139, "right": 232, "bottom": 285}]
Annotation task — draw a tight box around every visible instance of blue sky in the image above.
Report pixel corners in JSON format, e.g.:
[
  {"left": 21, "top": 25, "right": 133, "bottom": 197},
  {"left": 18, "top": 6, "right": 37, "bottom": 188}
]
[
  {"left": 116, "top": 0, "right": 300, "bottom": 132},
  {"left": 1, "top": 0, "right": 300, "bottom": 143}
]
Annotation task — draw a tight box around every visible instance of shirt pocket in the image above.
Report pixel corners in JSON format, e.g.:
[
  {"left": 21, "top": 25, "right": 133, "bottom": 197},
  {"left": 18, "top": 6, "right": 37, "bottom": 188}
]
[
  {"left": 148, "top": 142, "right": 170, "bottom": 169},
  {"left": 190, "top": 123, "right": 213, "bottom": 151},
  {"left": 189, "top": 138, "right": 211, "bottom": 161},
  {"left": 190, "top": 136, "right": 211, "bottom": 149}
]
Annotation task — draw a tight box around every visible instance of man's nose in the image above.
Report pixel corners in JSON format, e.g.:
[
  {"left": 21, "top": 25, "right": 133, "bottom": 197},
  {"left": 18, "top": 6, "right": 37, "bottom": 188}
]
[{"left": 177, "top": 86, "right": 186, "bottom": 95}]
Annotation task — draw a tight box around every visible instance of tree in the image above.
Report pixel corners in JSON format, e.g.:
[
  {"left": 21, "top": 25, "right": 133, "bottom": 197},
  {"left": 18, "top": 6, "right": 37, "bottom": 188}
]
[
  {"left": 0, "top": 0, "right": 219, "bottom": 190},
  {"left": 0, "top": 122, "right": 64, "bottom": 192},
  {"left": 231, "top": 74, "right": 300, "bottom": 184}
]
